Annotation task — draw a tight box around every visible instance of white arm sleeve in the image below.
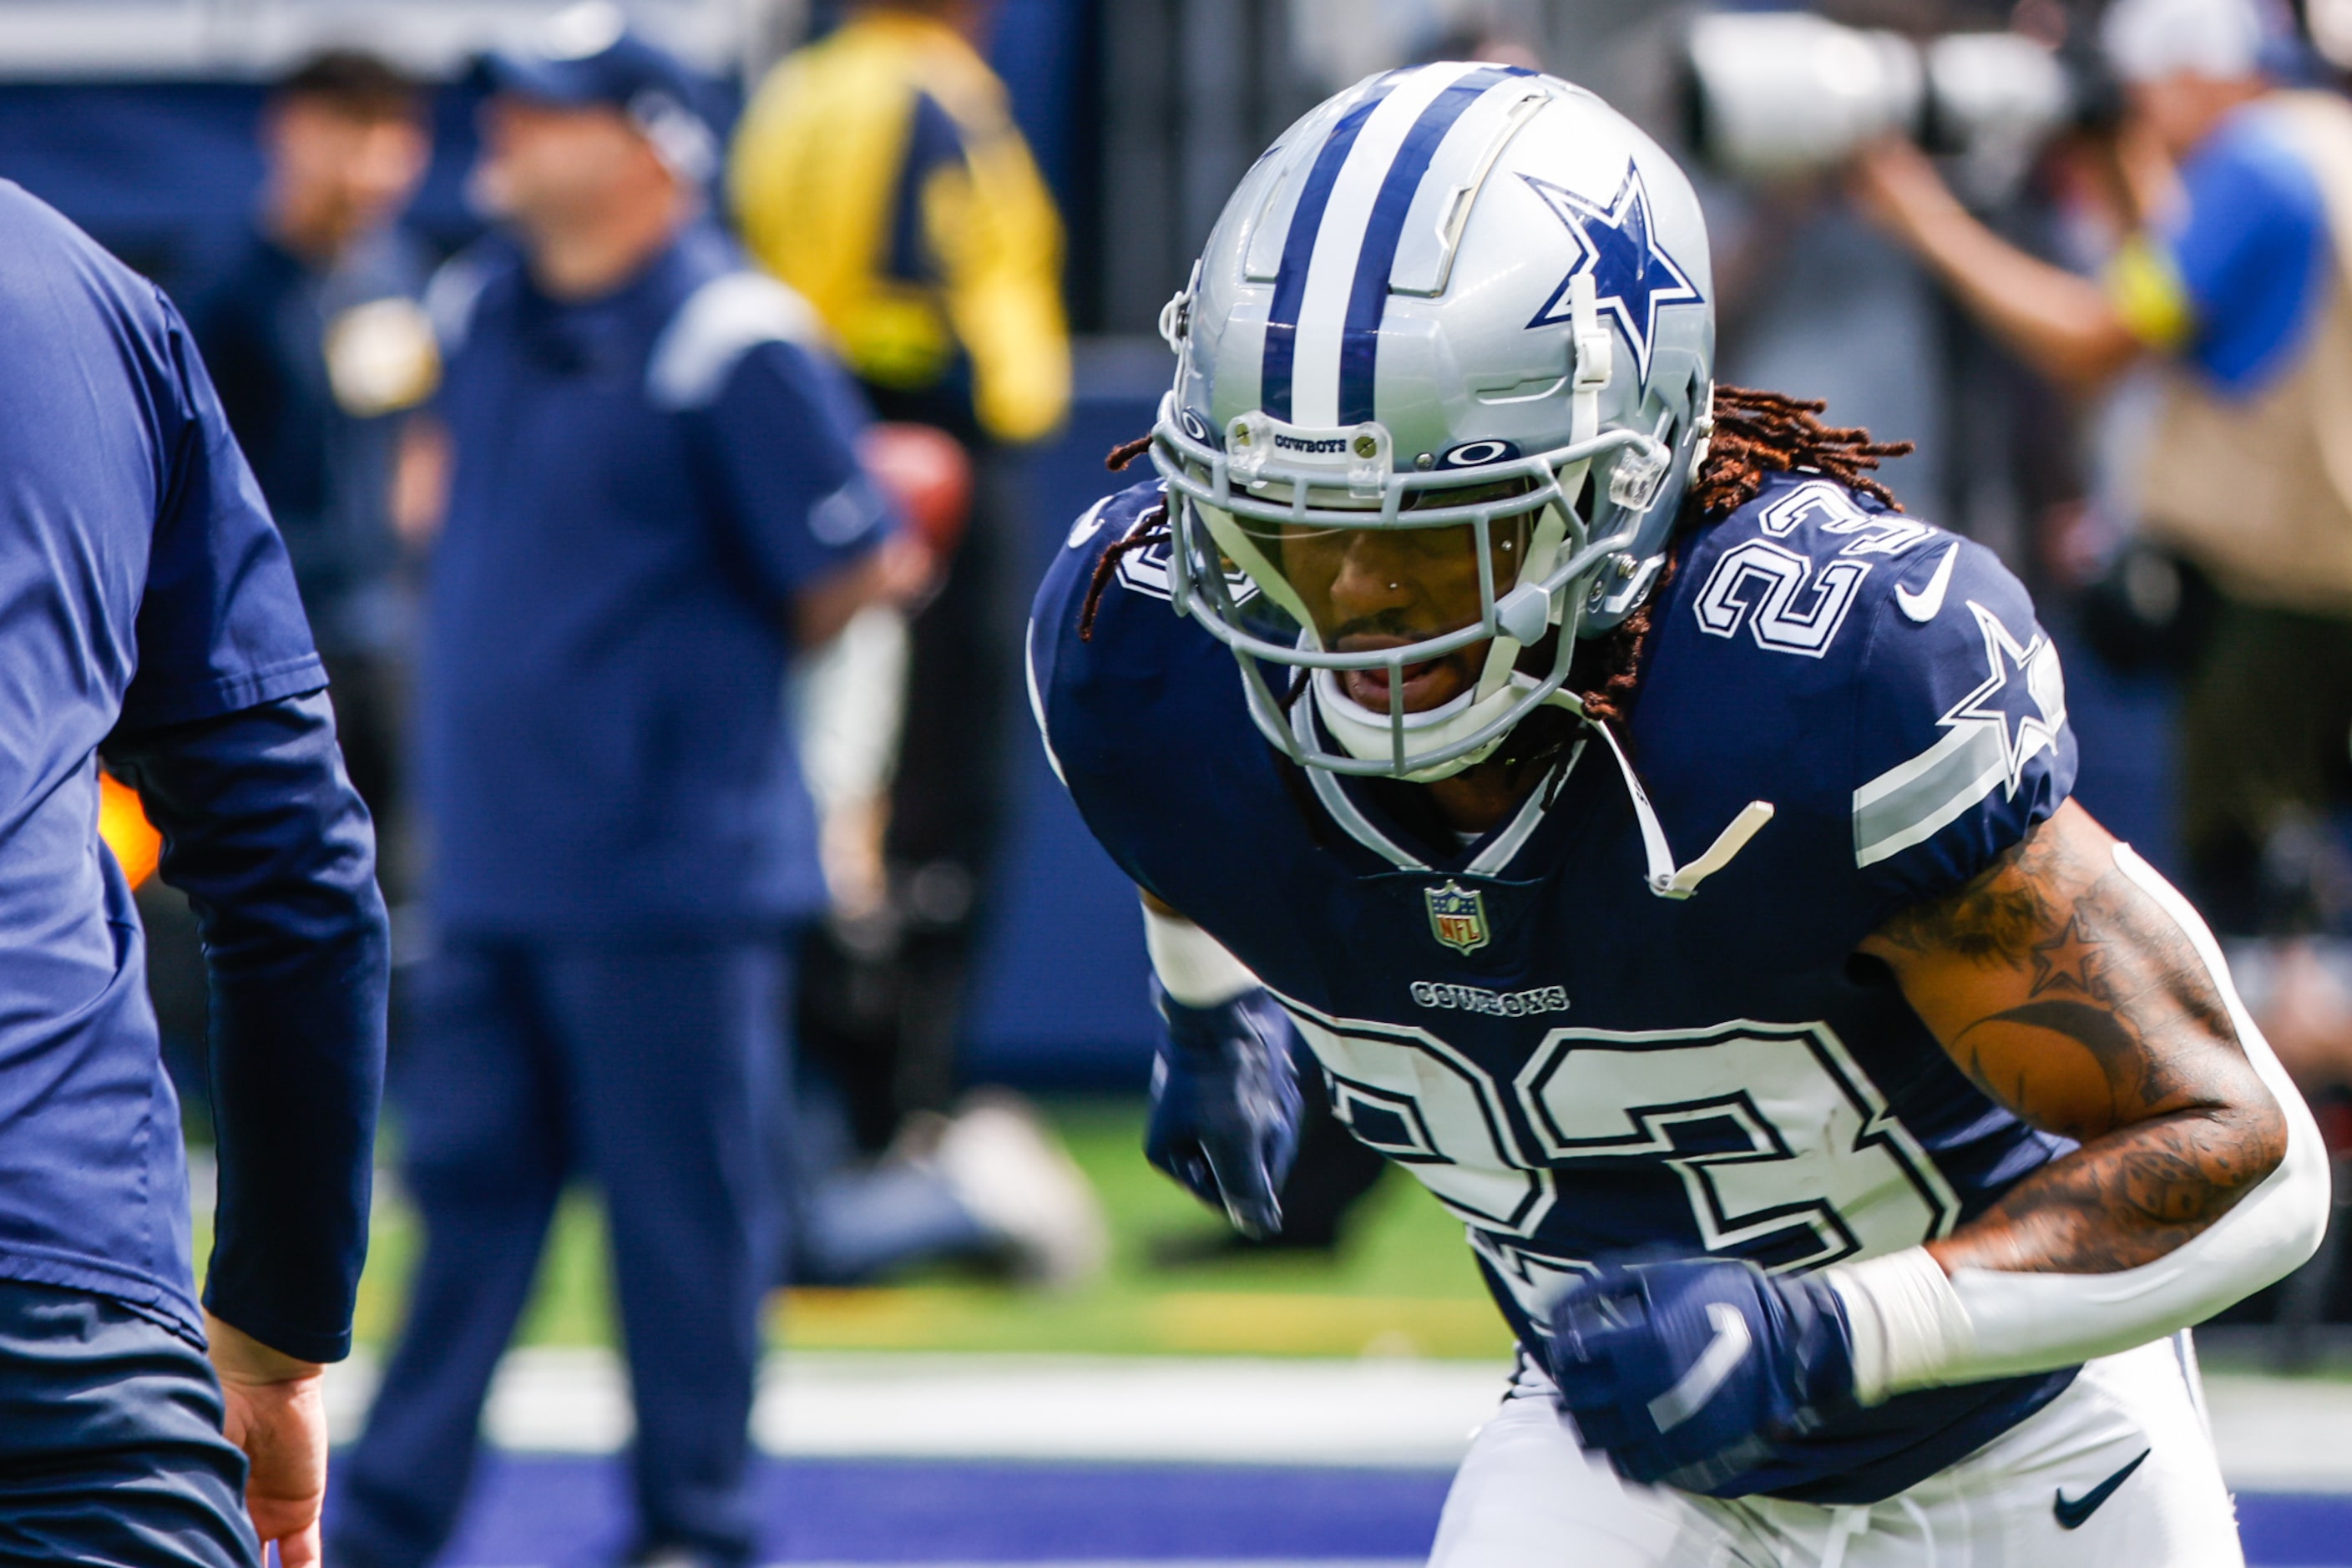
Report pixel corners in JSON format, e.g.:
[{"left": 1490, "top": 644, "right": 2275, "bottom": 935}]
[
  {"left": 1826, "top": 842, "right": 2331, "bottom": 1404},
  {"left": 1142, "top": 903, "right": 1258, "bottom": 1007}
]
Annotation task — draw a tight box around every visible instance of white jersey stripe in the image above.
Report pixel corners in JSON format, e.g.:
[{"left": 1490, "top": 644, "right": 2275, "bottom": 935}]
[{"left": 1852, "top": 720, "right": 2013, "bottom": 867}]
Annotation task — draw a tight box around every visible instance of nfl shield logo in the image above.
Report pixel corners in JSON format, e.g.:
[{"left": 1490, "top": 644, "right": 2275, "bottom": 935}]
[{"left": 1425, "top": 881, "right": 1490, "bottom": 955}]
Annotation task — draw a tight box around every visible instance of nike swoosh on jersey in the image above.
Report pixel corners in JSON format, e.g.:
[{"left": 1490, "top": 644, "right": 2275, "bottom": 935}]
[
  {"left": 1894, "top": 542, "right": 1960, "bottom": 624},
  {"left": 2053, "top": 1447, "right": 2151, "bottom": 1530},
  {"left": 1646, "top": 1302, "right": 1753, "bottom": 1433}
]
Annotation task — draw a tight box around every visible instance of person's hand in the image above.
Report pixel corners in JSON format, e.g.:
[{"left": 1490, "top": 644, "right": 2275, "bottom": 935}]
[
  {"left": 2251, "top": 938, "right": 2352, "bottom": 1096},
  {"left": 1145, "top": 981, "right": 1304, "bottom": 1237},
  {"left": 860, "top": 422, "right": 973, "bottom": 559},
  {"left": 876, "top": 529, "right": 943, "bottom": 604},
  {"left": 205, "top": 1313, "right": 329, "bottom": 1568},
  {"left": 1546, "top": 1257, "right": 1856, "bottom": 1491},
  {"left": 1847, "top": 136, "right": 1967, "bottom": 253},
  {"left": 792, "top": 528, "right": 940, "bottom": 647}
]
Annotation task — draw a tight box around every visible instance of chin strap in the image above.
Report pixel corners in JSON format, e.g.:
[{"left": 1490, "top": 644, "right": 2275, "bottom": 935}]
[
  {"left": 1473, "top": 277, "right": 1607, "bottom": 728},
  {"left": 1569, "top": 274, "right": 1609, "bottom": 447},
  {"left": 1570, "top": 698, "right": 1774, "bottom": 900}
]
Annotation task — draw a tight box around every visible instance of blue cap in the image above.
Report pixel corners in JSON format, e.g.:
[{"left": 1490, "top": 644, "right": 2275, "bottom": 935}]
[{"left": 478, "top": 3, "right": 718, "bottom": 180}]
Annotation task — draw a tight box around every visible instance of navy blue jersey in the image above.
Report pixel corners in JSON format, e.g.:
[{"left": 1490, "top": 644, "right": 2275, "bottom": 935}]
[
  {"left": 0, "top": 182, "right": 338, "bottom": 1337},
  {"left": 422, "top": 224, "right": 890, "bottom": 935},
  {"left": 190, "top": 225, "right": 435, "bottom": 657},
  {"left": 1034, "top": 472, "right": 2083, "bottom": 1504}
]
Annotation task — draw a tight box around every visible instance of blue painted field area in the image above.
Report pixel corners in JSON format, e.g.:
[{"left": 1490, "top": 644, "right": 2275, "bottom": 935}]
[
  {"left": 382, "top": 1455, "right": 1451, "bottom": 1565},
  {"left": 358, "top": 1454, "right": 2352, "bottom": 1566}
]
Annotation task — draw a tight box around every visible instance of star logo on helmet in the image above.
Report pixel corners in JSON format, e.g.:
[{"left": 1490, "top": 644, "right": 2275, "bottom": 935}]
[
  {"left": 1940, "top": 600, "right": 2068, "bottom": 794},
  {"left": 1522, "top": 166, "right": 1703, "bottom": 382}
]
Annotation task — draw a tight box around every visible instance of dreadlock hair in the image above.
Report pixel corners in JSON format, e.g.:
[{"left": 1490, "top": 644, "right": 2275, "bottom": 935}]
[
  {"left": 1690, "top": 386, "right": 1912, "bottom": 518},
  {"left": 1075, "top": 385, "right": 1913, "bottom": 731},
  {"left": 1077, "top": 435, "right": 1171, "bottom": 640}
]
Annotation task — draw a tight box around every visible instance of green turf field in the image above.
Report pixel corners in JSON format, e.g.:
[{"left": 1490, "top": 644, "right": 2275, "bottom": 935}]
[{"left": 333, "top": 1096, "right": 1514, "bottom": 1360}]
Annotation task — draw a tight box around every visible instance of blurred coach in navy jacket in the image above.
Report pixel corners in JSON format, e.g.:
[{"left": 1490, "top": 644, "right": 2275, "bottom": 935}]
[{"left": 328, "top": 9, "right": 913, "bottom": 1567}]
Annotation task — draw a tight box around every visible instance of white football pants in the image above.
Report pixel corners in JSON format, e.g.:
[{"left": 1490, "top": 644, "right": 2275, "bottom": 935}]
[{"left": 1429, "top": 1337, "right": 2238, "bottom": 1568}]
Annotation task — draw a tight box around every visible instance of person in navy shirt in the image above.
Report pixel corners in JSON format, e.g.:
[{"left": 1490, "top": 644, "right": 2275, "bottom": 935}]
[
  {"left": 188, "top": 50, "right": 438, "bottom": 891},
  {"left": 328, "top": 11, "right": 909, "bottom": 1568},
  {"left": 0, "top": 183, "right": 386, "bottom": 1562}
]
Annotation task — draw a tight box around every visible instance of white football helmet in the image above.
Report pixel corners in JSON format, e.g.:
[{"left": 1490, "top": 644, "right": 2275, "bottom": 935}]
[{"left": 1151, "top": 64, "right": 1716, "bottom": 781}]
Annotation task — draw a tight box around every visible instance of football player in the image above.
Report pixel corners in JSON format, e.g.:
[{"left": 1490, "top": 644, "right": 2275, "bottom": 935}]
[{"left": 1029, "top": 66, "right": 2331, "bottom": 1565}]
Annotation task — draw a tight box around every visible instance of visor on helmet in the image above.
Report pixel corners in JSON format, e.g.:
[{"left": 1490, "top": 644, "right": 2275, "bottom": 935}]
[
  {"left": 1215, "top": 480, "right": 1540, "bottom": 650},
  {"left": 1151, "top": 391, "right": 1670, "bottom": 779}
]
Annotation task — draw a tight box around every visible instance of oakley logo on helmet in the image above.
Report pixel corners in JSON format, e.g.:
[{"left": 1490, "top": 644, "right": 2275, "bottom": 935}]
[{"left": 1441, "top": 439, "right": 1521, "bottom": 468}]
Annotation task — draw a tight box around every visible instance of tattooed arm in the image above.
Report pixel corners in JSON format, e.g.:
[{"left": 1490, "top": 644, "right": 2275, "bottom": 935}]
[
  {"left": 1859, "top": 797, "right": 2286, "bottom": 1276},
  {"left": 1816, "top": 798, "right": 2326, "bottom": 1400}
]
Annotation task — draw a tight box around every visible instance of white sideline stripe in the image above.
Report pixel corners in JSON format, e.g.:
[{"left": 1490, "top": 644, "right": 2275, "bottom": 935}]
[
  {"left": 2201, "top": 1373, "right": 2352, "bottom": 1494},
  {"left": 323, "top": 1350, "right": 2352, "bottom": 1491},
  {"left": 326, "top": 1349, "right": 1508, "bottom": 1468}
]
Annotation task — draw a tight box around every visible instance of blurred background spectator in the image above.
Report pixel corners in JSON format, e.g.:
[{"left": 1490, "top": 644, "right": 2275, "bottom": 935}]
[
  {"left": 328, "top": 14, "right": 904, "bottom": 1565},
  {"left": 187, "top": 48, "right": 437, "bottom": 900},
  {"left": 733, "top": 0, "right": 1073, "bottom": 1166},
  {"left": 137, "top": 48, "right": 434, "bottom": 1141},
  {"left": 1851, "top": 0, "right": 2352, "bottom": 1335},
  {"left": 727, "top": 0, "right": 1107, "bottom": 1291}
]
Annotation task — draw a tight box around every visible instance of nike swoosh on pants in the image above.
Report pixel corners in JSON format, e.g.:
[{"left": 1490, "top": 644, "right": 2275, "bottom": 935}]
[{"left": 2052, "top": 1446, "right": 2152, "bottom": 1529}]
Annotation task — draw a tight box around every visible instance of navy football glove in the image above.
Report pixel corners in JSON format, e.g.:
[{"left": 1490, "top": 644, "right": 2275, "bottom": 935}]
[
  {"left": 1547, "top": 1257, "right": 1857, "bottom": 1491},
  {"left": 1144, "top": 979, "right": 1303, "bottom": 1237}
]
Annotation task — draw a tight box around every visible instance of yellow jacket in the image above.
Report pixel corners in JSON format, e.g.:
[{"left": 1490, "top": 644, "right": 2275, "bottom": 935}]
[{"left": 731, "top": 12, "right": 1070, "bottom": 444}]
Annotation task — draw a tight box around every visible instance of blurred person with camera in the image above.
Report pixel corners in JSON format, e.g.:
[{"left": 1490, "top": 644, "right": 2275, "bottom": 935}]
[
  {"left": 731, "top": 0, "right": 1073, "bottom": 1171},
  {"left": 0, "top": 180, "right": 387, "bottom": 1563},
  {"left": 189, "top": 50, "right": 438, "bottom": 899},
  {"left": 1854, "top": 0, "right": 2352, "bottom": 1101},
  {"left": 323, "top": 10, "right": 915, "bottom": 1567}
]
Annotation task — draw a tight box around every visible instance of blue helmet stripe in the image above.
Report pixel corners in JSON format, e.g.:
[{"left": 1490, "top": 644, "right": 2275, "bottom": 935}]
[
  {"left": 1261, "top": 76, "right": 1399, "bottom": 422},
  {"left": 1335, "top": 66, "right": 1527, "bottom": 427}
]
